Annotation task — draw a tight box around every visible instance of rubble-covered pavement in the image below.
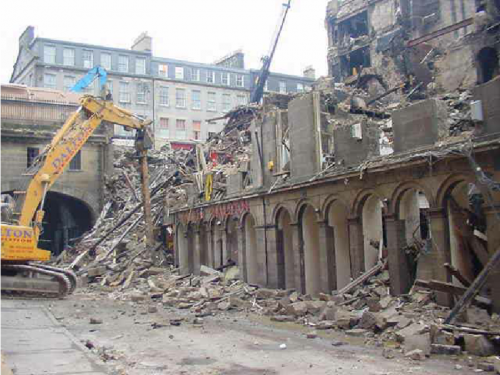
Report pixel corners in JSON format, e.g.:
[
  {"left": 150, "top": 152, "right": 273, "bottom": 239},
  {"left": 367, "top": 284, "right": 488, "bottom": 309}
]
[
  {"left": 36, "top": 258, "right": 500, "bottom": 374},
  {"left": 8, "top": 283, "right": 464, "bottom": 375}
]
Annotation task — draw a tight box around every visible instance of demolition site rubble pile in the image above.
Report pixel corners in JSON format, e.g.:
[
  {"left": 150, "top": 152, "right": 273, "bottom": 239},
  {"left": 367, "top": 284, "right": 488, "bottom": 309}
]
[
  {"left": 78, "top": 260, "right": 500, "bottom": 369},
  {"left": 54, "top": 105, "right": 262, "bottom": 282}
]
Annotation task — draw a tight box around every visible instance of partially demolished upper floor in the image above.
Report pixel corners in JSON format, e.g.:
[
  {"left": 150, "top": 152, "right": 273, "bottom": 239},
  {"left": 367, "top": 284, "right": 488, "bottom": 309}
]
[
  {"left": 170, "top": 73, "right": 500, "bottom": 212},
  {"left": 325, "top": 0, "right": 500, "bottom": 96}
]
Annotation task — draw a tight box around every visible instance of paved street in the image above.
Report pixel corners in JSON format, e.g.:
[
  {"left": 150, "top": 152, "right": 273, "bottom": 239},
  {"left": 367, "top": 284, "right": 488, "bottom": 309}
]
[
  {"left": 2, "top": 295, "right": 465, "bottom": 375},
  {"left": 2, "top": 299, "right": 108, "bottom": 375}
]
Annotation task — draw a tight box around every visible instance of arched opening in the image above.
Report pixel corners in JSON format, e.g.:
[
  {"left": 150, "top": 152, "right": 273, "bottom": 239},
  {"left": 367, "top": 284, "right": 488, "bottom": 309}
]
[
  {"left": 299, "top": 205, "right": 321, "bottom": 296},
  {"left": 226, "top": 217, "right": 239, "bottom": 266},
  {"left": 477, "top": 47, "right": 499, "bottom": 84},
  {"left": 276, "top": 208, "right": 295, "bottom": 289},
  {"left": 398, "top": 189, "right": 431, "bottom": 284},
  {"left": 445, "top": 181, "right": 486, "bottom": 286},
  {"left": 327, "top": 200, "right": 351, "bottom": 290},
  {"left": 176, "top": 223, "right": 188, "bottom": 272},
  {"left": 243, "top": 214, "right": 258, "bottom": 284},
  {"left": 2, "top": 191, "right": 94, "bottom": 256},
  {"left": 361, "top": 195, "right": 384, "bottom": 271}
]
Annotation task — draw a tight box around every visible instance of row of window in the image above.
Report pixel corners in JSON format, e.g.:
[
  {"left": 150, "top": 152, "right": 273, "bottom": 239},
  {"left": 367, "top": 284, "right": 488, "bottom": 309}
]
[
  {"left": 158, "top": 64, "right": 245, "bottom": 87},
  {"left": 44, "top": 45, "right": 147, "bottom": 74},
  {"left": 157, "top": 87, "right": 247, "bottom": 111},
  {"left": 157, "top": 118, "right": 215, "bottom": 141},
  {"left": 45, "top": 73, "right": 248, "bottom": 111},
  {"left": 43, "top": 46, "right": 308, "bottom": 93}
]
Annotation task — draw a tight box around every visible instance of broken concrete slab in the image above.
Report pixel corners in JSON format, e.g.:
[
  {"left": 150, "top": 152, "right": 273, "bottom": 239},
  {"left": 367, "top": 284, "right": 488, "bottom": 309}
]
[{"left": 464, "top": 334, "right": 496, "bottom": 357}]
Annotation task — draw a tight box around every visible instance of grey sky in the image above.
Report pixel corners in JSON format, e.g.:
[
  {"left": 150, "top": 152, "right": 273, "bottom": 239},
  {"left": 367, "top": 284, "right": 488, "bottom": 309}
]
[{"left": 0, "top": 0, "right": 329, "bottom": 83}]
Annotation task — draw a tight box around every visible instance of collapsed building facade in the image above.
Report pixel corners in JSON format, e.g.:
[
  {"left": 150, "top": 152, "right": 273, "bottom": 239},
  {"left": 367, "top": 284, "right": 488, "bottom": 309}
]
[{"left": 167, "top": 0, "right": 500, "bottom": 312}]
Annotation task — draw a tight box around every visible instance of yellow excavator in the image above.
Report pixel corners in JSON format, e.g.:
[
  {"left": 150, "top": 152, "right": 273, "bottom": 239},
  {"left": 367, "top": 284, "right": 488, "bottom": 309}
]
[{"left": 1, "top": 69, "right": 152, "bottom": 297}]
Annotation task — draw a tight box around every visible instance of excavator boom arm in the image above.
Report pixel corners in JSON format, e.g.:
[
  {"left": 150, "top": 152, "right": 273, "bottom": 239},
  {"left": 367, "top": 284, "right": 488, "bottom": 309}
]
[{"left": 17, "top": 96, "right": 151, "bottom": 228}]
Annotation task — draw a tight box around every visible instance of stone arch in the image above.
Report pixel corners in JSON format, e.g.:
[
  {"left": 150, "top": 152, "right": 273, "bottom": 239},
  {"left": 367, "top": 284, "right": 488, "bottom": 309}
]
[
  {"left": 391, "top": 181, "right": 435, "bottom": 214},
  {"left": 324, "top": 196, "right": 352, "bottom": 289},
  {"left": 1, "top": 180, "right": 99, "bottom": 221},
  {"left": 391, "top": 182, "right": 433, "bottom": 290},
  {"left": 352, "top": 188, "right": 388, "bottom": 218},
  {"left": 293, "top": 198, "right": 321, "bottom": 223},
  {"left": 436, "top": 174, "right": 474, "bottom": 209},
  {"left": 298, "top": 203, "right": 321, "bottom": 295},
  {"left": 440, "top": 175, "right": 485, "bottom": 286},
  {"left": 321, "top": 194, "right": 350, "bottom": 222},
  {"left": 271, "top": 203, "right": 294, "bottom": 225},
  {"left": 275, "top": 206, "right": 295, "bottom": 289},
  {"left": 353, "top": 190, "right": 387, "bottom": 271}
]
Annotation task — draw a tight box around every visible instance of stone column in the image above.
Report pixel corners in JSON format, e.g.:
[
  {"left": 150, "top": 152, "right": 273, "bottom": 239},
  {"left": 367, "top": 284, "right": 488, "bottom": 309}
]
[
  {"left": 424, "top": 208, "right": 452, "bottom": 306},
  {"left": 255, "top": 227, "right": 268, "bottom": 287},
  {"left": 237, "top": 225, "right": 247, "bottom": 282},
  {"left": 385, "top": 214, "right": 411, "bottom": 295},
  {"left": 264, "top": 226, "right": 280, "bottom": 289},
  {"left": 206, "top": 228, "right": 214, "bottom": 268},
  {"left": 193, "top": 228, "right": 201, "bottom": 275},
  {"left": 348, "top": 216, "right": 364, "bottom": 279},
  {"left": 291, "top": 222, "right": 306, "bottom": 294},
  {"left": 318, "top": 221, "right": 336, "bottom": 293},
  {"left": 221, "top": 228, "right": 228, "bottom": 266}
]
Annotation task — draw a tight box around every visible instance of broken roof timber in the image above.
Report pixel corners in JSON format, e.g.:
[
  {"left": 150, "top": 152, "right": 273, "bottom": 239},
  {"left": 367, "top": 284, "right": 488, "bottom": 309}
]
[{"left": 407, "top": 18, "right": 474, "bottom": 48}]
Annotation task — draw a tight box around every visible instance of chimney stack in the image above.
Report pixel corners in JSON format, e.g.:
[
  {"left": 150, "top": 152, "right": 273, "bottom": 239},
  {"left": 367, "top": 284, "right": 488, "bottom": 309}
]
[
  {"left": 303, "top": 66, "right": 316, "bottom": 79},
  {"left": 132, "top": 32, "right": 152, "bottom": 53}
]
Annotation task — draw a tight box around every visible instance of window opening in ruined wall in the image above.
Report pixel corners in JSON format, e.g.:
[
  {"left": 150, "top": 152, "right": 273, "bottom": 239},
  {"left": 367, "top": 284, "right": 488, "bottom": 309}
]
[
  {"left": 27, "top": 147, "right": 40, "bottom": 168},
  {"left": 276, "top": 110, "right": 290, "bottom": 173},
  {"left": 477, "top": 47, "right": 499, "bottom": 84}
]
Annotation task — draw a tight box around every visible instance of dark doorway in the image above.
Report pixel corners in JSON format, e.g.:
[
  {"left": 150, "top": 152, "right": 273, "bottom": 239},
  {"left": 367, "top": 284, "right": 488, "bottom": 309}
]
[{"left": 39, "top": 192, "right": 94, "bottom": 255}]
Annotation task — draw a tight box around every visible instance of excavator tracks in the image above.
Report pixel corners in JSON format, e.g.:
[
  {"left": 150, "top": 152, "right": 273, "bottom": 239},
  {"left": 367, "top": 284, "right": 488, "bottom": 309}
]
[{"left": 1, "top": 264, "right": 77, "bottom": 299}]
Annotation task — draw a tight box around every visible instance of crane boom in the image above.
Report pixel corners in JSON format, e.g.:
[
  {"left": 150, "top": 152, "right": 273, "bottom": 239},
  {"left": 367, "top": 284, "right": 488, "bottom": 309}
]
[
  {"left": 71, "top": 66, "right": 108, "bottom": 93},
  {"left": 250, "top": 0, "right": 292, "bottom": 104}
]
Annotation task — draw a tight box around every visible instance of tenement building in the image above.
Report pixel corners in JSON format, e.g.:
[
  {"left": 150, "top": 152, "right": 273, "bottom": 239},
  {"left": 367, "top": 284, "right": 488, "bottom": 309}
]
[
  {"left": 167, "top": 0, "right": 500, "bottom": 312},
  {"left": 10, "top": 27, "right": 314, "bottom": 149}
]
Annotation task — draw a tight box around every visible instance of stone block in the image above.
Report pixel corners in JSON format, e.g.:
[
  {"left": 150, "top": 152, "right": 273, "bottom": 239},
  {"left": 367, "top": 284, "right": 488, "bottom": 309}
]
[
  {"left": 466, "top": 306, "right": 491, "bottom": 327},
  {"left": 288, "top": 93, "right": 320, "bottom": 179},
  {"left": 285, "top": 302, "right": 308, "bottom": 316},
  {"left": 473, "top": 76, "right": 500, "bottom": 137},
  {"left": 395, "top": 323, "right": 426, "bottom": 343},
  {"left": 464, "top": 334, "right": 496, "bottom": 357},
  {"left": 333, "top": 120, "right": 381, "bottom": 167},
  {"left": 87, "top": 266, "right": 106, "bottom": 277},
  {"left": 404, "top": 333, "right": 431, "bottom": 356},
  {"left": 430, "top": 344, "right": 461, "bottom": 356},
  {"left": 392, "top": 99, "right": 448, "bottom": 153}
]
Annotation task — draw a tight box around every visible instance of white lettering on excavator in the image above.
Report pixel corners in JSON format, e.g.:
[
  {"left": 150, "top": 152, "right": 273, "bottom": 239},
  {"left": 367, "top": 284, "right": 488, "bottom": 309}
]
[
  {"left": 51, "top": 122, "right": 94, "bottom": 172},
  {"left": 1, "top": 227, "right": 33, "bottom": 239}
]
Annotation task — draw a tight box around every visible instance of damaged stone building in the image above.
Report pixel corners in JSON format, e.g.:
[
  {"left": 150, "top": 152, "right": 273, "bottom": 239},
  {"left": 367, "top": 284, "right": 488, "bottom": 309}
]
[
  {"left": 1, "top": 84, "right": 113, "bottom": 254},
  {"left": 167, "top": 0, "right": 500, "bottom": 313},
  {"left": 326, "top": 0, "right": 500, "bottom": 94}
]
